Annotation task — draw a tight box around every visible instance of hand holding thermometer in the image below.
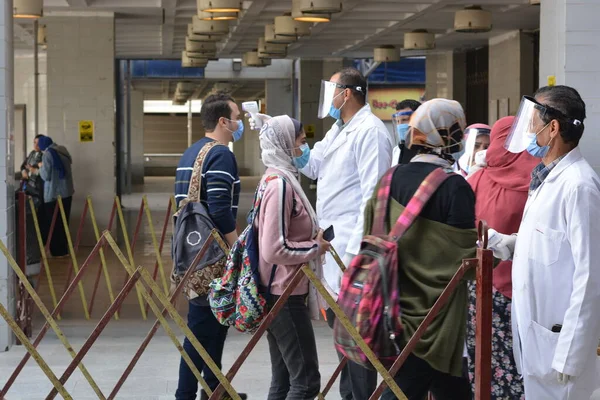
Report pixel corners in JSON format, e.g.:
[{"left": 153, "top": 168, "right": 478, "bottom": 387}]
[{"left": 242, "top": 101, "right": 263, "bottom": 130}]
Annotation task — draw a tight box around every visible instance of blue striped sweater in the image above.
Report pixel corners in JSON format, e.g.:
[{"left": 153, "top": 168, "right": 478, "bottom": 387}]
[{"left": 174, "top": 137, "right": 240, "bottom": 235}]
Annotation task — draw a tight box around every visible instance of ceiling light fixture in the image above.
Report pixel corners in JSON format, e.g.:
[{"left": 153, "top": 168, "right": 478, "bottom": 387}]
[
  {"left": 187, "top": 24, "right": 221, "bottom": 41},
  {"left": 182, "top": 51, "right": 209, "bottom": 68},
  {"left": 192, "top": 15, "right": 230, "bottom": 35},
  {"left": 198, "top": 0, "right": 242, "bottom": 13},
  {"left": 374, "top": 45, "right": 400, "bottom": 63},
  {"left": 298, "top": 0, "right": 342, "bottom": 14},
  {"left": 275, "top": 14, "right": 311, "bottom": 37},
  {"left": 197, "top": 10, "right": 238, "bottom": 21},
  {"left": 454, "top": 6, "right": 492, "bottom": 33},
  {"left": 243, "top": 51, "right": 272, "bottom": 67},
  {"left": 257, "top": 37, "right": 287, "bottom": 58},
  {"left": 403, "top": 30, "right": 435, "bottom": 50},
  {"left": 265, "top": 24, "right": 296, "bottom": 44},
  {"left": 186, "top": 37, "right": 218, "bottom": 53},
  {"left": 292, "top": 0, "right": 330, "bottom": 23},
  {"left": 14, "top": 0, "right": 43, "bottom": 18}
]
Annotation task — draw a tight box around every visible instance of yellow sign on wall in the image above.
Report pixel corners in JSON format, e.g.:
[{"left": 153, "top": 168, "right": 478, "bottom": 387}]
[
  {"left": 79, "top": 120, "right": 94, "bottom": 143},
  {"left": 368, "top": 87, "right": 426, "bottom": 121},
  {"left": 305, "top": 124, "right": 316, "bottom": 138}
]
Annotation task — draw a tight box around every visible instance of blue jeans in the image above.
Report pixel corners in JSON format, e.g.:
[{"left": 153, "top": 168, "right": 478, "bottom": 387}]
[{"left": 175, "top": 303, "right": 229, "bottom": 400}]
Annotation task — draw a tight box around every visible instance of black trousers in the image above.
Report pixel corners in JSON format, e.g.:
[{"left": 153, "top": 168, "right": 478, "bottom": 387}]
[
  {"left": 381, "top": 353, "right": 472, "bottom": 400},
  {"left": 326, "top": 308, "right": 377, "bottom": 400},
  {"left": 42, "top": 196, "right": 72, "bottom": 257},
  {"left": 266, "top": 295, "right": 321, "bottom": 400}
]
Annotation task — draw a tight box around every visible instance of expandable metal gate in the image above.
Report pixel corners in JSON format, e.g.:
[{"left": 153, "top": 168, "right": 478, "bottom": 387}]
[{"left": 1, "top": 193, "right": 494, "bottom": 400}]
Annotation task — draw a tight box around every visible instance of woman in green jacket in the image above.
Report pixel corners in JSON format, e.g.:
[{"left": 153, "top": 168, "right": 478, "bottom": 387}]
[{"left": 365, "top": 99, "right": 477, "bottom": 400}]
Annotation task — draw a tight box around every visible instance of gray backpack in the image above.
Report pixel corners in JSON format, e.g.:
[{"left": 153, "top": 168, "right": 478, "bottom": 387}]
[{"left": 171, "top": 141, "right": 228, "bottom": 299}]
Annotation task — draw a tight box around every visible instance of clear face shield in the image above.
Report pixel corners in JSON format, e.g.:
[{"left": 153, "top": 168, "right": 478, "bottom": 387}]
[
  {"left": 505, "top": 96, "right": 549, "bottom": 153},
  {"left": 317, "top": 80, "right": 364, "bottom": 119},
  {"left": 462, "top": 127, "right": 491, "bottom": 168},
  {"left": 392, "top": 110, "right": 413, "bottom": 142}
]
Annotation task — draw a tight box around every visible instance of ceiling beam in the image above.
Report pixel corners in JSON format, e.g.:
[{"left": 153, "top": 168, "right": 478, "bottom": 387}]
[
  {"left": 219, "top": 0, "right": 270, "bottom": 56},
  {"left": 161, "top": 0, "right": 177, "bottom": 57},
  {"left": 332, "top": 0, "right": 453, "bottom": 56}
]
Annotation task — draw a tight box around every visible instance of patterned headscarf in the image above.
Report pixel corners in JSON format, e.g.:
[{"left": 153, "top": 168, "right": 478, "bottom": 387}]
[{"left": 408, "top": 98, "right": 467, "bottom": 159}]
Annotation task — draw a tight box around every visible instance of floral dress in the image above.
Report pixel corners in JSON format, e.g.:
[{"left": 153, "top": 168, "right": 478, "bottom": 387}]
[{"left": 466, "top": 281, "right": 524, "bottom": 400}]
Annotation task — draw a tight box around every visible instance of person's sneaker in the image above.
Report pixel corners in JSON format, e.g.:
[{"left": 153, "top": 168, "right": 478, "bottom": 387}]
[{"left": 200, "top": 389, "right": 248, "bottom": 400}]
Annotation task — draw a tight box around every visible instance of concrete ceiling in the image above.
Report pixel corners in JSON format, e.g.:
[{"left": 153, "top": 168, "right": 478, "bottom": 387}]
[
  {"left": 132, "top": 78, "right": 266, "bottom": 101},
  {"left": 14, "top": 0, "right": 540, "bottom": 59}
]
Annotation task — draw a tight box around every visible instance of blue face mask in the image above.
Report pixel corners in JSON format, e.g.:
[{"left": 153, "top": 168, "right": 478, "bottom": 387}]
[
  {"left": 328, "top": 91, "right": 346, "bottom": 120},
  {"left": 293, "top": 144, "right": 310, "bottom": 169},
  {"left": 226, "top": 119, "right": 244, "bottom": 142},
  {"left": 396, "top": 124, "right": 410, "bottom": 142},
  {"left": 526, "top": 124, "right": 551, "bottom": 158}
]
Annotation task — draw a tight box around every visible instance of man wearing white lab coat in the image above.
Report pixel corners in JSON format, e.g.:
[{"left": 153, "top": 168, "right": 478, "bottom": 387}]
[
  {"left": 490, "top": 86, "right": 600, "bottom": 400},
  {"left": 301, "top": 67, "right": 394, "bottom": 400}
]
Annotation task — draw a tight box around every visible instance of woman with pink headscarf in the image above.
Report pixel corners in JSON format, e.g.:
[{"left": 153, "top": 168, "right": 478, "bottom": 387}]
[
  {"left": 465, "top": 116, "right": 538, "bottom": 399},
  {"left": 456, "top": 123, "right": 491, "bottom": 178}
]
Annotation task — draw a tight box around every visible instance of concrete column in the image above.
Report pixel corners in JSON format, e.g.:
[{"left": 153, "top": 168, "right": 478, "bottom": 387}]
[
  {"left": 0, "top": 0, "right": 16, "bottom": 351},
  {"left": 265, "top": 79, "right": 293, "bottom": 117},
  {"left": 540, "top": 0, "right": 600, "bottom": 172},
  {"left": 14, "top": 53, "right": 47, "bottom": 157},
  {"left": 488, "top": 31, "right": 536, "bottom": 123},
  {"left": 130, "top": 90, "right": 144, "bottom": 185},
  {"left": 46, "top": 14, "right": 115, "bottom": 243},
  {"left": 425, "top": 51, "right": 467, "bottom": 107}
]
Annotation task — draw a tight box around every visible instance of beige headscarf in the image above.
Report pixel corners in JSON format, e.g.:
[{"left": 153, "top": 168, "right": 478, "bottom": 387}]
[
  {"left": 408, "top": 98, "right": 467, "bottom": 158},
  {"left": 258, "top": 115, "right": 324, "bottom": 320}
]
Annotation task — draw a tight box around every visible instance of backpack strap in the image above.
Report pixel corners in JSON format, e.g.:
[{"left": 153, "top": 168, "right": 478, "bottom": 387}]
[
  {"left": 389, "top": 168, "right": 454, "bottom": 240},
  {"left": 248, "top": 174, "right": 284, "bottom": 224},
  {"left": 371, "top": 166, "right": 400, "bottom": 235},
  {"left": 180, "top": 141, "right": 223, "bottom": 209}
]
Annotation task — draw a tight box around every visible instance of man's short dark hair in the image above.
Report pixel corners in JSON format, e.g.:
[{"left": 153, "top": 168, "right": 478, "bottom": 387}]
[
  {"left": 201, "top": 91, "right": 235, "bottom": 132},
  {"left": 336, "top": 67, "right": 367, "bottom": 105},
  {"left": 34, "top": 134, "right": 45, "bottom": 140},
  {"left": 396, "top": 99, "right": 421, "bottom": 112},
  {"left": 534, "top": 85, "right": 586, "bottom": 146}
]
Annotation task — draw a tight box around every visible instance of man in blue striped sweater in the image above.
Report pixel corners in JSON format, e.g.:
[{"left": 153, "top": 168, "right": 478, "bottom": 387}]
[{"left": 174, "top": 92, "right": 246, "bottom": 400}]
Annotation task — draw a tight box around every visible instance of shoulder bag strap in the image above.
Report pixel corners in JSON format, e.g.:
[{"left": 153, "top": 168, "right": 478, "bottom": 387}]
[
  {"left": 371, "top": 166, "right": 400, "bottom": 235},
  {"left": 249, "top": 174, "right": 282, "bottom": 224},
  {"left": 388, "top": 168, "right": 454, "bottom": 240},
  {"left": 181, "top": 141, "right": 222, "bottom": 208}
]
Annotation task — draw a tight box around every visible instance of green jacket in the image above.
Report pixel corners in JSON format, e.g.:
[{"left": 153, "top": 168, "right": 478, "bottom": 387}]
[{"left": 363, "top": 196, "right": 477, "bottom": 377}]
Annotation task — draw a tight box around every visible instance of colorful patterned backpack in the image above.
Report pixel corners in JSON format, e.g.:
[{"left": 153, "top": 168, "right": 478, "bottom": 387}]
[
  {"left": 333, "top": 166, "right": 453, "bottom": 368},
  {"left": 209, "top": 175, "right": 282, "bottom": 333}
]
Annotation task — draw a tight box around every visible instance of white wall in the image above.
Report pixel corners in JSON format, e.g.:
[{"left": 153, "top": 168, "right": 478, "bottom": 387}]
[
  {"left": 14, "top": 52, "right": 47, "bottom": 152},
  {"left": 46, "top": 15, "right": 115, "bottom": 243},
  {"left": 0, "top": 0, "right": 16, "bottom": 351},
  {"left": 539, "top": 0, "right": 600, "bottom": 172}
]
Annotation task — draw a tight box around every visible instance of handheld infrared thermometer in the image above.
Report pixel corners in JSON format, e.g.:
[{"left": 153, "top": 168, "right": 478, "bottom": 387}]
[{"left": 242, "top": 101, "right": 262, "bottom": 130}]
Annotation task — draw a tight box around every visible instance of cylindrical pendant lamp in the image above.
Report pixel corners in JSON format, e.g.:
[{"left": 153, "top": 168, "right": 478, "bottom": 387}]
[
  {"left": 374, "top": 45, "right": 400, "bottom": 63},
  {"left": 14, "top": 0, "right": 43, "bottom": 18},
  {"left": 187, "top": 24, "right": 221, "bottom": 41},
  {"left": 292, "top": 0, "right": 330, "bottom": 23},
  {"left": 192, "top": 15, "right": 229, "bottom": 35},
  {"left": 198, "top": 0, "right": 242, "bottom": 12},
  {"left": 274, "top": 14, "right": 311, "bottom": 37},
  {"left": 265, "top": 24, "right": 296, "bottom": 44},
  {"left": 186, "top": 37, "right": 218, "bottom": 53}
]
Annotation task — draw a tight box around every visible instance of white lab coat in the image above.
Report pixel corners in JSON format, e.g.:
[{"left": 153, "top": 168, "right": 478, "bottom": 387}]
[
  {"left": 301, "top": 104, "right": 394, "bottom": 294},
  {"left": 512, "top": 147, "right": 600, "bottom": 399}
]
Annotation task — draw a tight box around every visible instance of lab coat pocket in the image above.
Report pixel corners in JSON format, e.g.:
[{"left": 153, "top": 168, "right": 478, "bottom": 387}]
[
  {"left": 528, "top": 223, "right": 564, "bottom": 266},
  {"left": 524, "top": 320, "right": 560, "bottom": 384}
]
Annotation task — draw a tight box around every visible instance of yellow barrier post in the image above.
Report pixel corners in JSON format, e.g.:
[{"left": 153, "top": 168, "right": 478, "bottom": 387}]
[
  {"left": 0, "top": 302, "right": 73, "bottom": 400},
  {"left": 115, "top": 196, "right": 147, "bottom": 320},
  {"left": 29, "top": 197, "right": 59, "bottom": 317},
  {"left": 301, "top": 265, "right": 408, "bottom": 400},
  {"left": 57, "top": 196, "right": 90, "bottom": 320},
  {"left": 87, "top": 196, "right": 119, "bottom": 320},
  {"left": 142, "top": 195, "right": 169, "bottom": 295},
  {"left": 0, "top": 240, "right": 106, "bottom": 399},
  {"left": 104, "top": 232, "right": 241, "bottom": 400}
]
